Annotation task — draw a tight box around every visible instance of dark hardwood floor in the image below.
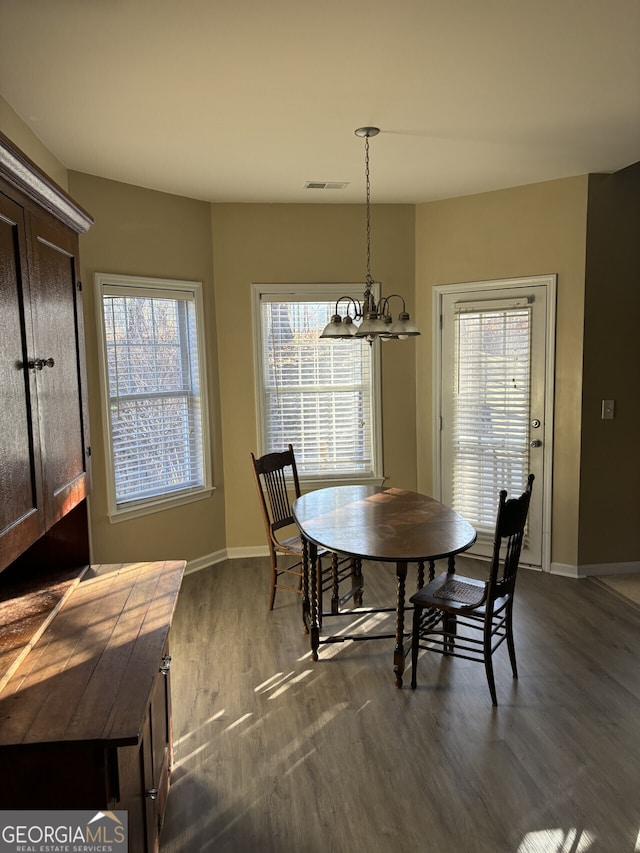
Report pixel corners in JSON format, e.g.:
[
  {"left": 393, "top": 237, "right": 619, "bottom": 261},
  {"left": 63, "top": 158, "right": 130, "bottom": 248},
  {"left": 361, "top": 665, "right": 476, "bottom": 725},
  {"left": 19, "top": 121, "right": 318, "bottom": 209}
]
[{"left": 159, "top": 556, "right": 640, "bottom": 853}]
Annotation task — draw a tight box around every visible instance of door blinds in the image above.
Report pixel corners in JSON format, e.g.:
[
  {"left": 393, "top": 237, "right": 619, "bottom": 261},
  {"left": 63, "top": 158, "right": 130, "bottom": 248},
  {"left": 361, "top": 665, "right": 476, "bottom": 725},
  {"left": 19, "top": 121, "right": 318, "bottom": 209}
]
[{"left": 451, "top": 299, "right": 532, "bottom": 536}]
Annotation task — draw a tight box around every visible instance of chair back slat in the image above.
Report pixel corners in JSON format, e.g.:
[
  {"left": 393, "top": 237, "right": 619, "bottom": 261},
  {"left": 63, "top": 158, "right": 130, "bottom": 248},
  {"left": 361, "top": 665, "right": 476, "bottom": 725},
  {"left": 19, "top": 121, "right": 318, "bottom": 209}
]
[
  {"left": 264, "top": 466, "right": 294, "bottom": 531},
  {"left": 489, "top": 473, "right": 534, "bottom": 600},
  {"left": 251, "top": 444, "right": 301, "bottom": 537}
]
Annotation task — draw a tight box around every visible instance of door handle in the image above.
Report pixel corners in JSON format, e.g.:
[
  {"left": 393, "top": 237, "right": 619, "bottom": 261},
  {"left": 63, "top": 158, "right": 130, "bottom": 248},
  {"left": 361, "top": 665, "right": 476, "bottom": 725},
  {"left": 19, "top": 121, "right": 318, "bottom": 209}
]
[{"left": 28, "top": 357, "right": 55, "bottom": 371}]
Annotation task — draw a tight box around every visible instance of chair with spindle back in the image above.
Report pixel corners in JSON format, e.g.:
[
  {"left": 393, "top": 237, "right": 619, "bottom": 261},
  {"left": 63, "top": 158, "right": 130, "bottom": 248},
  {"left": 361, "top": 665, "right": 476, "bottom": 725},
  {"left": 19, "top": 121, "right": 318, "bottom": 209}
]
[
  {"left": 251, "top": 444, "right": 362, "bottom": 612},
  {"left": 409, "top": 474, "right": 534, "bottom": 705}
]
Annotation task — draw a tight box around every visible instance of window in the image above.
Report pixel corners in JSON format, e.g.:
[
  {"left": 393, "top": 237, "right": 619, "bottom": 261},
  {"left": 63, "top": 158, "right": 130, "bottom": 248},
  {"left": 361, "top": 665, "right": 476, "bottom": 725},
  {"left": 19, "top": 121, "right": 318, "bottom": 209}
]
[
  {"left": 96, "top": 273, "right": 211, "bottom": 520},
  {"left": 252, "top": 283, "right": 382, "bottom": 482}
]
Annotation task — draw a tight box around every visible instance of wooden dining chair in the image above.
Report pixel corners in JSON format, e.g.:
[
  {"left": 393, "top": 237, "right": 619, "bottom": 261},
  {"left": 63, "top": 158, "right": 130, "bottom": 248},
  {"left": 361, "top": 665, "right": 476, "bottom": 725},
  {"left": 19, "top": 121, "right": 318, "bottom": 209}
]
[
  {"left": 250, "top": 444, "right": 362, "bottom": 611},
  {"left": 409, "top": 474, "right": 534, "bottom": 705}
]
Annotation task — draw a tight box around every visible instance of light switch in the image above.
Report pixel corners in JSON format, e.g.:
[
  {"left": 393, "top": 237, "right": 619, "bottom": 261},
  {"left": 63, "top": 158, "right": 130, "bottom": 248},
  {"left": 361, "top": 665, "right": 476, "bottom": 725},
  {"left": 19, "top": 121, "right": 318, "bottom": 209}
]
[{"left": 601, "top": 399, "right": 615, "bottom": 420}]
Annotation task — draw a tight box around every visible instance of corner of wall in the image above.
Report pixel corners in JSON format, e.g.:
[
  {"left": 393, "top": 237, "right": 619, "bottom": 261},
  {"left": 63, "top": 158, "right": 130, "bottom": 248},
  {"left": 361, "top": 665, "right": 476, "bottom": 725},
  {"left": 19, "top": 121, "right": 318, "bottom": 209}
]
[{"left": 0, "top": 96, "right": 69, "bottom": 191}]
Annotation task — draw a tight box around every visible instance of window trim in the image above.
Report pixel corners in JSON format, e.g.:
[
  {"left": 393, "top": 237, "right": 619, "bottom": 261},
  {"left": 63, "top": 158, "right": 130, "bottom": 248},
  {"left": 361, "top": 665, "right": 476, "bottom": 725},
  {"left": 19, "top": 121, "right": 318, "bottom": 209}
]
[
  {"left": 251, "top": 282, "right": 384, "bottom": 487},
  {"left": 95, "top": 272, "right": 213, "bottom": 523}
]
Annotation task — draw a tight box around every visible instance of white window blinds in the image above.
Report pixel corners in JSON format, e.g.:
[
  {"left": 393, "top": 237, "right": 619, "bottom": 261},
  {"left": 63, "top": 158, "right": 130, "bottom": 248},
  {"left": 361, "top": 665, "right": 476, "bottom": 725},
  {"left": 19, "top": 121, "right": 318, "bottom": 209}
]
[
  {"left": 257, "top": 290, "right": 379, "bottom": 479},
  {"left": 451, "top": 301, "right": 531, "bottom": 535},
  {"left": 101, "top": 282, "right": 205, "bottom": 507}
]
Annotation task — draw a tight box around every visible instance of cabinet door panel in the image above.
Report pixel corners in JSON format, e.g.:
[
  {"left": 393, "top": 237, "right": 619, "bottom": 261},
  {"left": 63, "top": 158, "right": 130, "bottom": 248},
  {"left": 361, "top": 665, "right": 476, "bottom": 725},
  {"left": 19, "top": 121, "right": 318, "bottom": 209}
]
[
  {"left": 116, "top": 730, "right": 152, "bottom": 853},
  {"left": 0, "top": 193, "right": 44, "bottom": 569},
  {"left": 28, "top": 215, "right": 89, "bottom": 528},
  {"left": 151, "top": 662, "right": 171, "bottom": 834}
]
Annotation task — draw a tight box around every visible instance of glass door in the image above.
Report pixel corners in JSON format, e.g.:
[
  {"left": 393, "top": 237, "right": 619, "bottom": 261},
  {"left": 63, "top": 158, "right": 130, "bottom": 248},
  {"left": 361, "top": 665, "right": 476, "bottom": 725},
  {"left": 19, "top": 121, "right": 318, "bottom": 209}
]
[{"left": 436, "top": 276, "right": 556, "bottom": 568}]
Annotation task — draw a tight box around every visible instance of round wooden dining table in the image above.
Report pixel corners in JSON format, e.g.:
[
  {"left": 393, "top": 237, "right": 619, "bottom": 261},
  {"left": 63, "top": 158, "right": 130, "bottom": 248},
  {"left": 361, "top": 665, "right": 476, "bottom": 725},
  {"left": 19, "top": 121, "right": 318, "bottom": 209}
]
[{"left": 293, "top": 484, "right": 477, "bottom": 686}]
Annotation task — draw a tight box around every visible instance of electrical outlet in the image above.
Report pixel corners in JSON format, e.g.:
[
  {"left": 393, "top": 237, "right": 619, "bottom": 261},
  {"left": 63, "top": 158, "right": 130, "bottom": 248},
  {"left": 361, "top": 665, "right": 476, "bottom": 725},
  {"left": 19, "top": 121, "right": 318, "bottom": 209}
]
[{"left": 601, "top": 399, "right": 615, "bottom": 420}]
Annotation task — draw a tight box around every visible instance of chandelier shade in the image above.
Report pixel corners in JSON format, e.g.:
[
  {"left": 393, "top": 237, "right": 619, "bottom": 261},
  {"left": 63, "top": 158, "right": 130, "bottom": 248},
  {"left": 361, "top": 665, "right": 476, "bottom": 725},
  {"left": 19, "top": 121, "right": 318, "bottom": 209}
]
[{"left": 320, "top": 127, "right": 420, "bottom": 343}]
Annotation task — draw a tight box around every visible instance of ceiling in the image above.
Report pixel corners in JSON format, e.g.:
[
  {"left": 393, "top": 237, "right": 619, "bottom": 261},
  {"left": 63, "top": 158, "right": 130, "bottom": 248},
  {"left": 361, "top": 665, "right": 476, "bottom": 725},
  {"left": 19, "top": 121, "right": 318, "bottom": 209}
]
[{"left": 1, "top": 0, "right": 639, "bottom": 205}]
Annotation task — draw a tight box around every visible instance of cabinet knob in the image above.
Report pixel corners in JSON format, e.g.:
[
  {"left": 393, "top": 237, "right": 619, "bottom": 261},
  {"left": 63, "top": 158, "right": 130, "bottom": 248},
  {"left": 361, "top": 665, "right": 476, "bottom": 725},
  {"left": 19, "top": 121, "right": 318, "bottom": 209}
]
[
  {"left": 146, "top": 788, "right": 159, "bottom": 800},
  {"left": 28, "top": 357, "right": 55, "bottom": 371},
  {"left": 159, "top": 654, "right": 172, "bottom": 675}
]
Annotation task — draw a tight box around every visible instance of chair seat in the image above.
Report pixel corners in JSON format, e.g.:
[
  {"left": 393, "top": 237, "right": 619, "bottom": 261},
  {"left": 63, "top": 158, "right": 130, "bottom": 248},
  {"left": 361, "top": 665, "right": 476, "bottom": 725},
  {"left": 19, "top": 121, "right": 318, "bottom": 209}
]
[
  {"left": 433, "top": 576, "right": 485, "bottom": 605},
  {"left": 411, "top": 572, "right": 486, "bottom": 611},
  {"left": 278, "top": 533, "right": 305, "bottom": 554},
  {"left": 277, "top": 533, "right": 329, "bottom": 560},
  {"left": 411, "top": 572, "right": 513, "bottom": 615}
]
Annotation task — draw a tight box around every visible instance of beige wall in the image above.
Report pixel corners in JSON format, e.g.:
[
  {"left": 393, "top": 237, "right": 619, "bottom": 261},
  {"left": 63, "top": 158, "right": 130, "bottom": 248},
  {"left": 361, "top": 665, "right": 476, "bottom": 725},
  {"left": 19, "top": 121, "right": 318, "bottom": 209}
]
[
  {"left": 67, "top": 171, "right": 226, "bottom": 567},
  {"left": 0, "top": 96, "right": 68, "bottom": 190},
  {"left": 414, "top": 177, "right": 589, "bottom": 571},
  {"left": 211, "top": 203, "right": 417, "bottom": 550}
]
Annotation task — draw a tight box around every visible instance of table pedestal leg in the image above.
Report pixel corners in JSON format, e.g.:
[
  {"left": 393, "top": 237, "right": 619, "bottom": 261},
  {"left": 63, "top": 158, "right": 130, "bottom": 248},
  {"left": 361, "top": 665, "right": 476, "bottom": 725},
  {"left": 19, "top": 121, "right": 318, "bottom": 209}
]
[
  {"left": 309, "top": 541, "right": 320, "bottom": 661},
  {"left": 393, "top": 561, "right": 408, "bottom": 687},
  {"left": 301, "top": 537, "right": 310, "bottom": 634},
  {"left": 353, "top": 558, "right": 363, "bottom": 606},
  {"left": 417, "top": 560, "right": 436, "bottom": 592},
  {"left": 330, "top": 551, "right": 339, "bottom": 614}
]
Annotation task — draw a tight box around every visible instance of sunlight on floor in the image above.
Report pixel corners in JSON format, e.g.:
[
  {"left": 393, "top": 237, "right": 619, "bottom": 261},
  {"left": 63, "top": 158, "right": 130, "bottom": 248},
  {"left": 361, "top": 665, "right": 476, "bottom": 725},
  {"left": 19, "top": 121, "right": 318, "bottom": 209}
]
[
  {"left": 296, "top": 610, "right": 393, "bottom": 661},
  {"left": 171, "top": 659, "right": 346, "bottom": 781},
  {"left": 276, "top": 704, "right": 349, "bottom": 766},
  {"left": 254, "top": 671, "right": 293, "bottom": 693},
  {"left": 172, "top": 739, "right": 211, "bottom": 769},
  {"left": 267, "top": 669, "right": 312, "bottom": 699},
  {"left": 283, "top": 746, "right": 319, "bottom": 777},
  {"left": 173, "top": 708, "right": 225, "bottom": 748},
  {"left": 223, "top": 712, "right": 252, "bottom": 732},
  {"left": 308, "top": 639, "right": 354, "bottom": 660},
  {"left": 517, "top": 827, "right": 594, "bottom": 852}
]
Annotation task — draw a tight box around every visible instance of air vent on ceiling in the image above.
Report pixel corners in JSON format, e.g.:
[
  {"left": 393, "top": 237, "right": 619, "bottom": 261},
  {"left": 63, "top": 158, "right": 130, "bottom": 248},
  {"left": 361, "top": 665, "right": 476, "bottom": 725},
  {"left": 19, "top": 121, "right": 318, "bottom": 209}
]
[{"left": 305, "top": 181, "right": 349, "bottom": 190}]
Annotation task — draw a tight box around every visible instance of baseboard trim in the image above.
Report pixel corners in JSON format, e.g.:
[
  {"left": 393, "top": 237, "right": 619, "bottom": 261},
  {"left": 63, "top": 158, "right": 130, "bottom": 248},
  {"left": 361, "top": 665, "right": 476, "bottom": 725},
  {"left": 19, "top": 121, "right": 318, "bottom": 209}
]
[
  {"left": 550, "top": 562, "right": 580, "bottom": 578},
  {"left": 184, "top": 546, "right": 270, "bottom": 575},
  {"left": 184, "top": 550, "right": 228, "bottom": 575},
  {"left": 228, "top": 546, "right": 270, "bottom": 559},
  {"left": 551, "top": 560, "right": 640, "bottom": 579},
  {"left": 186, "top": 552, "right": 639, "bottom": 579},
  {"left": 578, "top": 560, "right": 640, "bottom": 578}
]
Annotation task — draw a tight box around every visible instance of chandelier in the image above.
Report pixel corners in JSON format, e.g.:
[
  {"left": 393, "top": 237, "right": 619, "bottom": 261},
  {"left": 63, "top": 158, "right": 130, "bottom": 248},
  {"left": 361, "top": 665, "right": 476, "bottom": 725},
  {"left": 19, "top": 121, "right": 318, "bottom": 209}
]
[{"left": 320, "top": 127, "right": 420, "bottom": 342}]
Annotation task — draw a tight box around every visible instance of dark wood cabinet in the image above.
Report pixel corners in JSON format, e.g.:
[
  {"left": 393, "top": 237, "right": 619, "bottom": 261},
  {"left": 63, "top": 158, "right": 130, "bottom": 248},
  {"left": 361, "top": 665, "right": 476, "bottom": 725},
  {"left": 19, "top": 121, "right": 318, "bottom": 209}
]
[{"left": 0, "top": 132, "right": 92, "bottom": 573}]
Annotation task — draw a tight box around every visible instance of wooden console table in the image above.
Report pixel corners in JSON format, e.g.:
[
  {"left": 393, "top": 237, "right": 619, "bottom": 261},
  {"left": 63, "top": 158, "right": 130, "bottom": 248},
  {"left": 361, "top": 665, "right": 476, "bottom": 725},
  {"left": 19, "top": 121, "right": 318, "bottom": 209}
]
[{"left": 0, "top": 559, "right": 185, "bottom": 853}]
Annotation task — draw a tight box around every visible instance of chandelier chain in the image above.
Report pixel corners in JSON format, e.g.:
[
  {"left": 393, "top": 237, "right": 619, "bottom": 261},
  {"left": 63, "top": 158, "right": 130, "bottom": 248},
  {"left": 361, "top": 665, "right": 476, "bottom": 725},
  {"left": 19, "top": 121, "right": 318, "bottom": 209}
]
[{"left": 365, "top": 134, "right": 372, "bottom": 284}]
